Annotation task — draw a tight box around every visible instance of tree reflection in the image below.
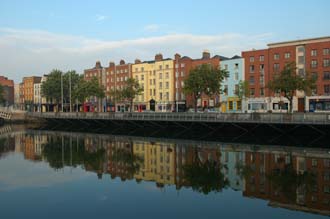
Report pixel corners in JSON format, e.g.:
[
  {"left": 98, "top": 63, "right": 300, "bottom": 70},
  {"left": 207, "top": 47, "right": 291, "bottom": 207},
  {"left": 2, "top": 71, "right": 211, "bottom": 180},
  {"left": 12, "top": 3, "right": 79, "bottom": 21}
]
[
  {"left": 267, "top": 158, "right": 316, "bottom": 203},
  {"left": 183, "top": 148, "right": 229, "bottom": 195},
  {"left": 42, "top": 136, "right": 105, "bottom": 173}
]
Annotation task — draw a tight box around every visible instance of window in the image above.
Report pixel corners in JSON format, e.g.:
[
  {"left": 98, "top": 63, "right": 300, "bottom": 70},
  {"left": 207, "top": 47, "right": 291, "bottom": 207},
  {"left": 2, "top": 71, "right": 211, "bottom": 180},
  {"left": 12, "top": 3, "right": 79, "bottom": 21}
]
[
  {"left": 166, "top": 82, "right": 169, "bottom": 89},
  {"left": 141, "top": 75, "right": 144, "bottom": 81},
  {"left": 324, "top": 85, "right": 330, "bottom": 94},
  {"left": 150, "top": 79, "right": 152, "bottom": 85},
  {"left": 250, "top": 88, "right": 255, "bottom": 96},
  {"left": 324, "top": 159, "right": 330, "bottom": 167},
  {"left": 324, "top": 59, "right": 330, "bottom": 67},
  {"left": 229, "top": 101, "right": 233, "bottom": 110},
  {"left": 298, "top": 69, "right": 305, "bottom": 77},
  {"left": 153, "top": 79, "right": 156, "bottom": 85},
  {"left": 165, "top": 72, "right": 169, "bottom": 79},
  {"left": 141, "top": 67, "right": 144, "bottom": 72},
  {"left": 159, "top": 73, "right": 163, "bottom": 79},
  {"left": 234, "top": 84, "right": 239, "bottom": 95},
  {"left": 298, "top": 46, "right": 305, "bottom": 53},
  {"left": 260, "top": 64, "right": 265, "bottom": 73},
  {"left": 250, "top": 57, "right": 254, "bottom": 62},
  {"left": 311, "top": 60, "right": 318, "bottom": 68},
  {"left": 159, "top": 82, "right": 163, "bottom": 88},
  {"left": 298, "top": 56, "right": 305, "bottom": 64},
  {"left": 175, "top": 71, "right": 179, "bottom": 78},
  {"left": 260, "top": 75, "right": 265, "bottom": 84},
  {"left": 260, "top": 88, "right": 264, "bottom": 96},
  {"left": 249, "top": 76, "right": 255, "bottom": 85},
  {"left": 311, "top": 49, "right": 317, "bottom": 56},
  {"left": 284, "top": 52, "right": 291, "bottom": 59},
  {"left": 324, "top": 48, "right": 330, "bottom": 55},
  {"left": 166, "top": 65, "right": 169, "bottom": 69},
  {"left": 250, "top": 65, "right": 255, "bottom": 73},
  {"left": 259, "top": 55, "right": 264, "bottom": 62},
  {"left": 181, "top": 71, "right": 185, "bottom": 77},
  {"left": 224, "top": 64, "right": 228, "bottom": 70},
  {"left": 135, "top": 68, "right": 138, "bottom": 72},
  {"left": 181, "top": 63, "right": 185, "bottom": 68},
  {"left": 150, "top": 89, "right": 152, "bottom": 95},
  {"left": 159, "top": 65, "right": 162, "bottom": 70},
  {"left": 235, "top": 63, "right": 239, "bottom": 69},
  {"left": 274, "top": 53, "right": 280, "bottom": 60},
  {"left": 166, "top": 92, "right": 169, "bottom": 100},
  {"left": 159, "top": 92, "right": 163, "bottom": 100},
  {"left": 311, "top": 72, "right": 318, "bottom": 80},
  {"left": 153, "top": 89, "right": 156, "bottom": 96},
  {"left": 274, "top": 63, "right": 280, "bottom": 71},
  {"left": 323, "top": 72, "right": 330, "bottom": 80},
  {"left": 234, "top": 72, "right": 239, "bottom": 80}
]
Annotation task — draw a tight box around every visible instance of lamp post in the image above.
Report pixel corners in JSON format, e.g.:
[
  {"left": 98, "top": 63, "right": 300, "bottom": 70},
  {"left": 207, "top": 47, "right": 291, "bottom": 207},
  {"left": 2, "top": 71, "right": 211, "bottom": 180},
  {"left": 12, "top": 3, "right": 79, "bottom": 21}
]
[{"left": 61, "top": 72, "right": 64, "bottom": 112}]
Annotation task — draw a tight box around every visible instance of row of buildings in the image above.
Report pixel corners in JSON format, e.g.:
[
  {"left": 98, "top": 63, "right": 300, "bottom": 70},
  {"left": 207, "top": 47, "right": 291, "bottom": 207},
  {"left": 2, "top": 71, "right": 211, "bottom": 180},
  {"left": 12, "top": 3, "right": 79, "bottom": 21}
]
[
  {"left": 3, "top": 36, "right": 330, "bottom": 113},
  {"left": 2, "top": 132, "right": 329, "bottom": 216},
  {"left": 84, "top": 36, "right": 330, "bottom": 113}
]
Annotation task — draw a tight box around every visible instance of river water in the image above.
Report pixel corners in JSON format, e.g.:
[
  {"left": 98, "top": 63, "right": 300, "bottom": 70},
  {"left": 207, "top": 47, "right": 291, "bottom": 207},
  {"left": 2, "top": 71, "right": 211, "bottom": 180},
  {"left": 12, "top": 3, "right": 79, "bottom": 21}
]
[{"left": 0, "top": 125, "right": 329, "bottom": 219}]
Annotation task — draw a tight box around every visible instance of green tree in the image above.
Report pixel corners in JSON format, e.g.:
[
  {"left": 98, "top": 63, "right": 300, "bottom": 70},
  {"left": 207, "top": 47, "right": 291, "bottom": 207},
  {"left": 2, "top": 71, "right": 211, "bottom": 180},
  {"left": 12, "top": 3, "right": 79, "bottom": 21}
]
[
  {"left": 119, "top": 78, "right": 143, "bottom": 112},
  {"left": 0, "top": 84, "right": 5, "bottom": 105},
  {"left": 183, "top": 64, "right": 229, "bottom": 112},
  {"left": 235, "top": 80, "right": 250, "bottom": 112},
  {"left": 268, "top": 62, "right": 316, "bottom": 113},
  {"left": 41, "top": 69, "right": 63, "bottom": 111}
]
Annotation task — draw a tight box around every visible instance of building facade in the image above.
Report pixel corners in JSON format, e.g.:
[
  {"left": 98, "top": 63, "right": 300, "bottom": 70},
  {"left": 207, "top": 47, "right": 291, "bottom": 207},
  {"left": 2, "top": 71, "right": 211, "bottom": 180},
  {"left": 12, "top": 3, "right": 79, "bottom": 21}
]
[
  {"left": 242, "top": 36, "right": 330, "bottom": 112},
  {"left": 132, "top": 54, "right": 175, "bottom": 112},
  {"left": 220, "top": 56, "right": 245, "bottom": 112},
  {"left": 173, "top": 51, "right": 224, "bottom": 111},
  {"left": 0, "top": 76, "right": 14, "bottom": 106},
  {"left": 22, "top": 76, "right": 42, "bottom": 111}
]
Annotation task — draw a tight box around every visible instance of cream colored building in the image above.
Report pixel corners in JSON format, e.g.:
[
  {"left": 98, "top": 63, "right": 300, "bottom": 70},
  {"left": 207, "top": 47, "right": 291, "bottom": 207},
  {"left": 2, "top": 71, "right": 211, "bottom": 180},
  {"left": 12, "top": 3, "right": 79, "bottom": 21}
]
[{"left": 132, "top": 54, "right": 175, "bottom": 112}]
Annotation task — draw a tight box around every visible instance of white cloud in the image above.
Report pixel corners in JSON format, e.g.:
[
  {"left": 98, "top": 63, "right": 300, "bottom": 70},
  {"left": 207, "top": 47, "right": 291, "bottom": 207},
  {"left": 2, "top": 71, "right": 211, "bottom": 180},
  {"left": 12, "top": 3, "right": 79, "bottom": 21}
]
[
  {"left": 0, "top": 27, "right": 274, "bottom": 83},
  {"left": 144, "top": 24, "right": 160, "bottom": 32},
  {"left": 96, "top": 14, "right": 107, "bottom": 21}
]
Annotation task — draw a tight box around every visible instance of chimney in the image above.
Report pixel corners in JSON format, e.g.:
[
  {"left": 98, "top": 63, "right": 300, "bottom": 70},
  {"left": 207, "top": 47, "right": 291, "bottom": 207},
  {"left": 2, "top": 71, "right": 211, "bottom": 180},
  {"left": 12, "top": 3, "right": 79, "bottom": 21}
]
[
  {"left": 174, "top": 53, "right": 181, "bottom": 60},
  {"left": 135, "top": 59, "right": 141, "bottom": 64},
  {"left": 120, "top": 59, "right": 125, "bottom": 65},
  {"left": 109, "top": 62, "right": 115, "bottom": 67},
  {"left": 155, "top": 53, "right": 163, "bottom": 61},
  {"left": 202, "top": 50, "right": 211, "bottom": 59},
  {"left": 95, "top": 61, "right": 102, "bottom": 68}
]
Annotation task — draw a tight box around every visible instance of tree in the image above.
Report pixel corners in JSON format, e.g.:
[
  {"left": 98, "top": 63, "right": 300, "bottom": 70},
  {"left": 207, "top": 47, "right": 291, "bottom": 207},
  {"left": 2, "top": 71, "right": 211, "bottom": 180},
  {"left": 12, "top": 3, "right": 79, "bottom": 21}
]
[
  {"left": 41, "top": 69, "right": 63, "bottom": 111},
  {"left": 0, "top": 84, "right": 5, "bottom": 105},
  {"left": 268, "top": 62, "right": 316, "bottom": 113},
  {"left": 183, "top": 64, "right": 229, "bottom": 112},
  {"left": 120, "top": 78, "right": 143, "bottom": 112},
  {"left": 235, "top": 80, "right": 250, "bottom": 112}
]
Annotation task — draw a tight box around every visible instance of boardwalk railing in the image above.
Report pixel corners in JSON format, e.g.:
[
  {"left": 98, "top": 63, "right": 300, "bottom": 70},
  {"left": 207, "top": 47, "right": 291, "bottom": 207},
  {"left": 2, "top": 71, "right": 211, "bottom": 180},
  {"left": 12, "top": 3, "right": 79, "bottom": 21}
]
[{"left": 28, "top": 112, "right": 330, "bottom": 125}]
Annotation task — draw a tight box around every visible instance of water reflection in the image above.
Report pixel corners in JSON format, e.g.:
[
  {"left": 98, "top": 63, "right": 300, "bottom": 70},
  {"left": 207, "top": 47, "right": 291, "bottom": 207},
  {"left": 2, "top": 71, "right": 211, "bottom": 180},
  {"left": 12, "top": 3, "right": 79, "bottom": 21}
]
[{"left": 0, "top": 128, "right": 330, "bottom": 217}]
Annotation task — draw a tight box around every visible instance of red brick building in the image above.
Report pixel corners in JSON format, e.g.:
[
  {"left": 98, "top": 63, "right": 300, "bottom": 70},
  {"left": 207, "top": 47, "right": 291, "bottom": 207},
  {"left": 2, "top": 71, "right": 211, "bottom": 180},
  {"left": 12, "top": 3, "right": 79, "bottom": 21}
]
[
  {"left": 242, "top": 36, "right": 330, "bottom": 112},
  {"left": 84, "top": 60, "right": 132, "bottom": 112},
  {"left": 0, "top": 76, "right": 14, "bottom": 105},
  {"left": 173, "top": 51, "right": 226, "bottom": 111}
]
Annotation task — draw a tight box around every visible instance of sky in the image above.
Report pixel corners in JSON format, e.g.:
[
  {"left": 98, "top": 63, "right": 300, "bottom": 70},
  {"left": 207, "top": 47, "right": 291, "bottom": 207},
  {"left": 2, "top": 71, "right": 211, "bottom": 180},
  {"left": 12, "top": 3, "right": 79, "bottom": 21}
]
[{"left": 0, "top": 0, "right": 330, "bottom": 83}]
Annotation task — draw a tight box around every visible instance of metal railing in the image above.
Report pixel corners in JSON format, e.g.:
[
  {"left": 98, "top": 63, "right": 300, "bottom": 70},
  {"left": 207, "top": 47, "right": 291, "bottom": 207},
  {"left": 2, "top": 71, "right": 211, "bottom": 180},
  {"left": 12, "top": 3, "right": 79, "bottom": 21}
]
[{"left": 27, "top": 112, "right": 330, "bottom": 125}]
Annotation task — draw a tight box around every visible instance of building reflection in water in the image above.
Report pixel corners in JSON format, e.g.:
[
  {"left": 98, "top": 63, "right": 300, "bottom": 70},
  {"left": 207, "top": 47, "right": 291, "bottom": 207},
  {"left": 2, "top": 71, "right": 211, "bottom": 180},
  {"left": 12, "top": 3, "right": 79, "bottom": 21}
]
[{"left": 0, "top": 130, "right": 329, "bottom": 216}]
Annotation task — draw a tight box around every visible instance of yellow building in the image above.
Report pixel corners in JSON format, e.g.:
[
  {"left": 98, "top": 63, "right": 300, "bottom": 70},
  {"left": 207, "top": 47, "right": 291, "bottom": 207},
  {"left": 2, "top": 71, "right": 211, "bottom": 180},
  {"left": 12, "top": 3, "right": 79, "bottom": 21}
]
[
  {"left": 133, "top": 141, "right": 176, "bottom": 186},
  {"left": 132, "top": 54, "right": 175, "bottom": 112}
]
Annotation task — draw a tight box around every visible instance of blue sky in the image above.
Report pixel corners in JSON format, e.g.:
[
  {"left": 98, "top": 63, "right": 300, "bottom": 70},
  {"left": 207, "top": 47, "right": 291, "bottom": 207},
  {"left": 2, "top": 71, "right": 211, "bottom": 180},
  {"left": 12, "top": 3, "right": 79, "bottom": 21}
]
[{"left": 1, "top": 0, "right": 330, "bottom": 82}]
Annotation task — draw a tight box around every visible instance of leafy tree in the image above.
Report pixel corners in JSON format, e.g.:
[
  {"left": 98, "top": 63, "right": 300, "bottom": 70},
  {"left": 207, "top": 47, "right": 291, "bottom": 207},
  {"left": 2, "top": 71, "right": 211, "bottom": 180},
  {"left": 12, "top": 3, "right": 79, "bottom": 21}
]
[
  {"left": 183, "top": 64, "right": 229, "bottom": 112},
  {"left": 183, "top": 148, "right": 229, "bottom": 194},
  {"left": 119, "top": 78, "right": 143, "bottom": 112},
  {"left": 268, "top": 62, "right": 316, "bottom": 113},
  {"left": 41, "top": 69, "right": 63, "bottom": 111},
  {"left": 235, "top": 80, "right": 250, "bottom": 112},
  {"left": 0, "top": 84, "right": 5, "bottom": 105}
]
